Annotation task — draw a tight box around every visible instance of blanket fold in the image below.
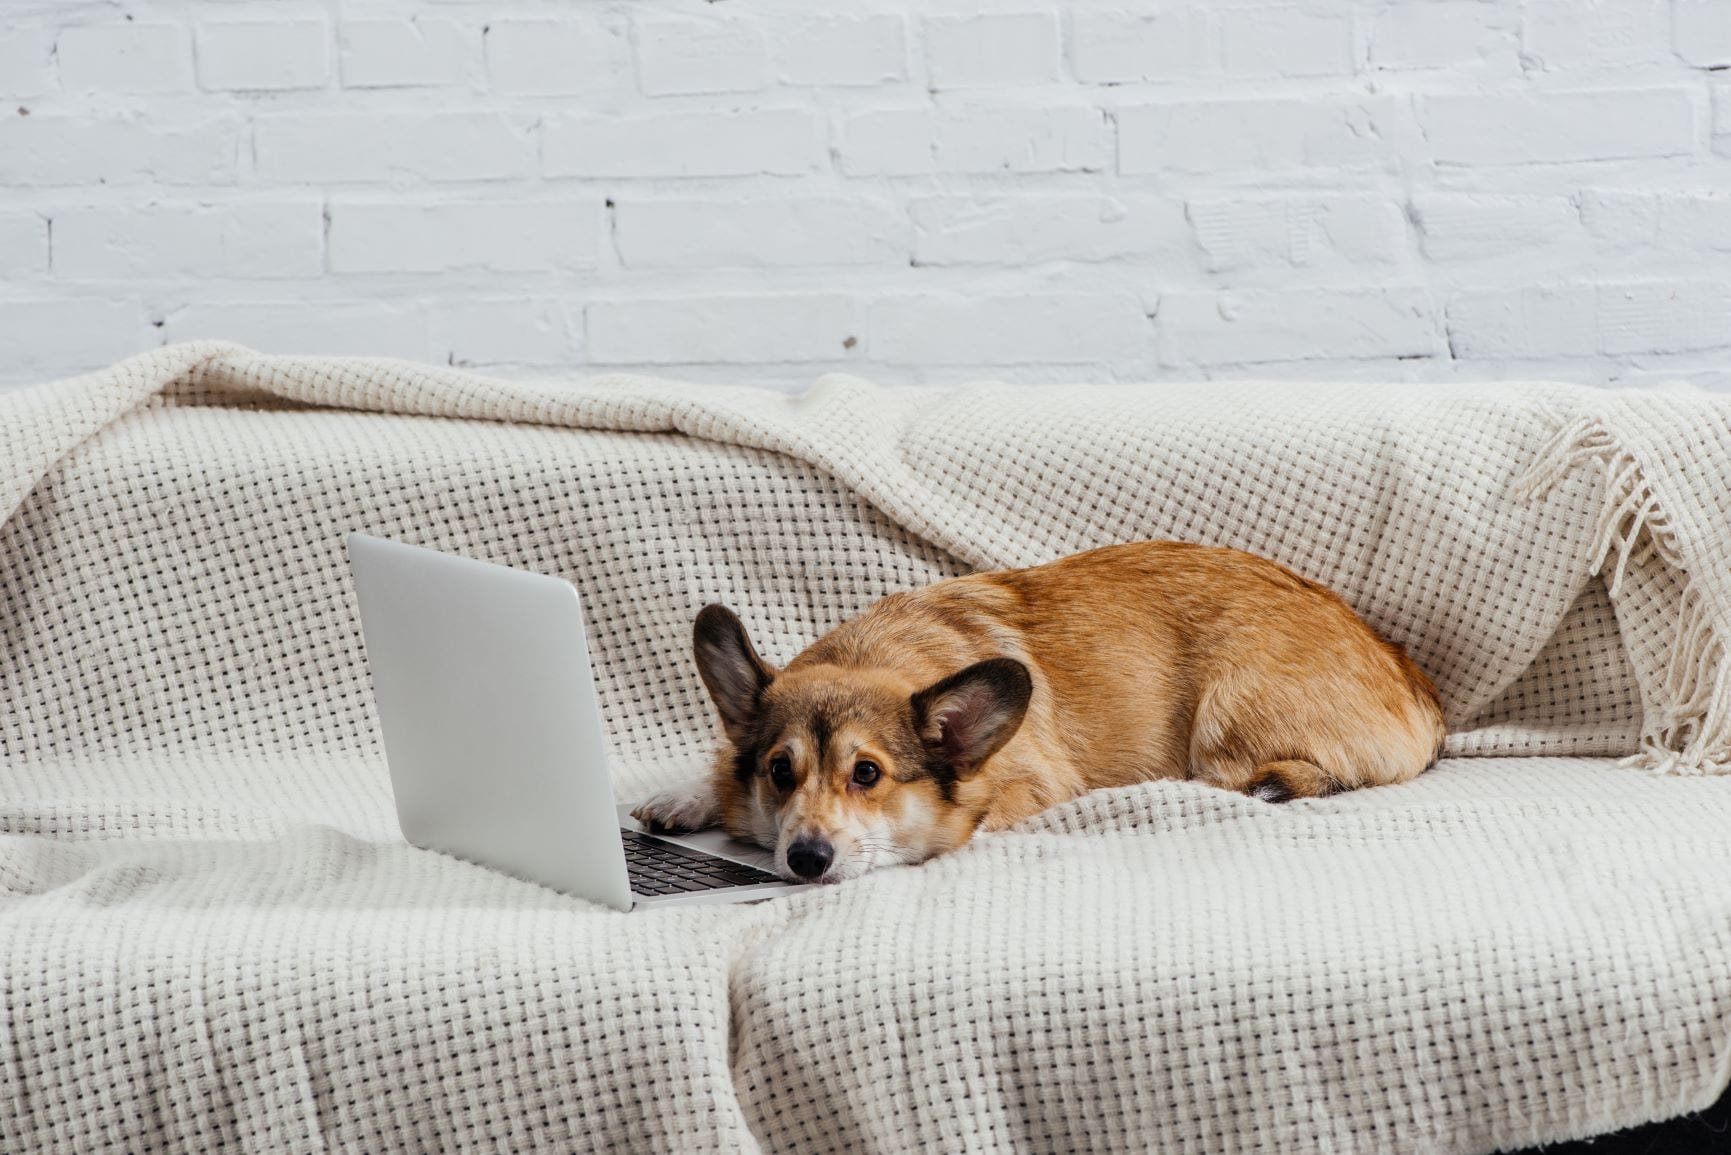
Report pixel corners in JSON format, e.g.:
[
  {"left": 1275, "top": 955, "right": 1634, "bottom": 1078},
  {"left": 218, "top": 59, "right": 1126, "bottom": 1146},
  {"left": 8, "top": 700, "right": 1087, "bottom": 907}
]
[{"left": 1519, "top": 396, "right": 1731, "bottom": 773}]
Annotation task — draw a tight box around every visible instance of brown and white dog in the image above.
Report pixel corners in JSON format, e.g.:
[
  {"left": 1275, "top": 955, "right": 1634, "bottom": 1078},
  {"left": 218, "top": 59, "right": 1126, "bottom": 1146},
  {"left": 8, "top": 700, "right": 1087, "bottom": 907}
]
[{"left": 633, "top": 541, "right": 1444, "bottom": 885}]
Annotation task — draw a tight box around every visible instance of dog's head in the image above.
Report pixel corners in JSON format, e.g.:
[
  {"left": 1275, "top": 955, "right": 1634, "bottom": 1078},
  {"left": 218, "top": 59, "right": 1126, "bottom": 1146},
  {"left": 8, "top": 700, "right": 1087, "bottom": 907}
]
[{"left": 694, "top": 604, "right": 1032, "bottom": 883}]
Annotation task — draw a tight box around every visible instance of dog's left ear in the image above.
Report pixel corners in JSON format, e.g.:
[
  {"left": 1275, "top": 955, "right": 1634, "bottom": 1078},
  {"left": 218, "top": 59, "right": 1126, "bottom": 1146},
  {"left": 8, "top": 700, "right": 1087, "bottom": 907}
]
[
  {"left": 693, "top": 604, "right": 775, "bottom": 748},
  {"left": 911, "top": 657, "right": 1032, "bottom": 777}
]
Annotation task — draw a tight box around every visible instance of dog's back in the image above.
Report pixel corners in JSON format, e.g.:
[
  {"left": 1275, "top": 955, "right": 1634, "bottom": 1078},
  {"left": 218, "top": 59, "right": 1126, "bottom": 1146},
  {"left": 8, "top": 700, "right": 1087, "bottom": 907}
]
[{"left": 800, "top": 541, "right": 1445, "bottom": 818}]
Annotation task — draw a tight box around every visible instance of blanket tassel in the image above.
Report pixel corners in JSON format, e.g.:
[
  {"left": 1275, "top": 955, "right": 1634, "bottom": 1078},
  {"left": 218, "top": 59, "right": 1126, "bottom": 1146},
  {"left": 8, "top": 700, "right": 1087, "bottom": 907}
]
[{"left": 1516, "top": 413, "right": 1731, "bottom": 776}]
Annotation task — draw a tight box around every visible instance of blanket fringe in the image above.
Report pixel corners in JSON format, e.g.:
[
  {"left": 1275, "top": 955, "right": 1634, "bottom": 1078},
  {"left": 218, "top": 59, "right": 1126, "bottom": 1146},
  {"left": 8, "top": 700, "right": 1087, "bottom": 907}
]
[{"left": 1516, "top": 412, "right": 1731, "bottom": 775}]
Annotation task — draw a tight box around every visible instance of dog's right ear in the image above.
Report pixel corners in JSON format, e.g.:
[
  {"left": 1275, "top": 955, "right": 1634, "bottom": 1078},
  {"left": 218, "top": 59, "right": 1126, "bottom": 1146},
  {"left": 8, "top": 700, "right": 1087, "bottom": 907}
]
[
  {"left": 693, "top": 604, "right": 774, "bottom": 748},
  {"left": 911, "top": 657, "right": 1032, "bottom": 778}
]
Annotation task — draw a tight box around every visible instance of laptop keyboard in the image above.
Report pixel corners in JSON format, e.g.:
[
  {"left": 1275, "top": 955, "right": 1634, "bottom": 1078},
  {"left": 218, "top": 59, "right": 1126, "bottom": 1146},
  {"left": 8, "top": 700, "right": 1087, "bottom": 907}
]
[{"left": 622, "top": 829, "right": 782, "bottom": 896}]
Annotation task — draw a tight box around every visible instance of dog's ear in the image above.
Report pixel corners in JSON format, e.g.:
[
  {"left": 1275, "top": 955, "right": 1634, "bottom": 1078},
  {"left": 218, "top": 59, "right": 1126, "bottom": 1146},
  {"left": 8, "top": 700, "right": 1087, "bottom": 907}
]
[
  {"left": 911, "top": 658, "right": 1032, "bottom": 777},
  {"left": 693, "top": 604, "right": 774, "bottom": 747}
]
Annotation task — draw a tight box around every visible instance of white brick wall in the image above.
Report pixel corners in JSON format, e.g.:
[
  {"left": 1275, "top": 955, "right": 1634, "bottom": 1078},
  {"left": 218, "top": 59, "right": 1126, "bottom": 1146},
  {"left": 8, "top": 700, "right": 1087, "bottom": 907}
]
[
  {"left": 56, "top": 24, "right": 193, "bottom": 93},
  {"left": 196, "top": 21, "right": 331, "bottom": 92},
  {"left": 5, "top": 0, "right": 1731, "bottom": 391}
]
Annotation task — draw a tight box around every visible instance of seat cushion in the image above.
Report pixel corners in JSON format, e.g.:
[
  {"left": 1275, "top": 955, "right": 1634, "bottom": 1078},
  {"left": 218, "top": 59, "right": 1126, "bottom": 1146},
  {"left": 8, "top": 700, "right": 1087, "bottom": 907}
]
[
  {"left": 729, "top": 757, "right": 1731, "bottom": 1153},
  {"left": 4, "top": 756, "right": 1730, "bottom": 1153}
]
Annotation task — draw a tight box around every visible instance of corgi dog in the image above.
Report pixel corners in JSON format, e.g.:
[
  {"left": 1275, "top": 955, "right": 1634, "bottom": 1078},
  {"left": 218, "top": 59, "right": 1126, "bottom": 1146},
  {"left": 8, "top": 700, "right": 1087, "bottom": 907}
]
[{"left": 632, "top": 541, "right": 1444, "bottom": 885}]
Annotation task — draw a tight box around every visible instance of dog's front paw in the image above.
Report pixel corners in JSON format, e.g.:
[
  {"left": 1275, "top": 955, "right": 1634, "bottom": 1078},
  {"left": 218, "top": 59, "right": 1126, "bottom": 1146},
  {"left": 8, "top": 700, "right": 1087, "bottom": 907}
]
[{"left": 631, "top": 785, "right": 721, "bottom": 834}]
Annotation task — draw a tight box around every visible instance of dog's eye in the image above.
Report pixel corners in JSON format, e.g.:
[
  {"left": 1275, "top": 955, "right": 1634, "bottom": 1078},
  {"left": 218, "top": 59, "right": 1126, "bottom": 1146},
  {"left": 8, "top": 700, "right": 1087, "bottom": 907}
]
[
  {"left": 851, "top": 760, "right": 881, "bottom": 788},
  {"left": 768, "top": 755, "right": 795, "bottom": 791}
]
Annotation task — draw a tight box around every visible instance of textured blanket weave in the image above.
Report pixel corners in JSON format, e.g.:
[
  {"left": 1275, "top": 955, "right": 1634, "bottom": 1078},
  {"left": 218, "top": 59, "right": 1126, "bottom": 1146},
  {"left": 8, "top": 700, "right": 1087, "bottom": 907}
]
[{"left": 3, "top": 344, "right": 1730, "bottom": 1152}]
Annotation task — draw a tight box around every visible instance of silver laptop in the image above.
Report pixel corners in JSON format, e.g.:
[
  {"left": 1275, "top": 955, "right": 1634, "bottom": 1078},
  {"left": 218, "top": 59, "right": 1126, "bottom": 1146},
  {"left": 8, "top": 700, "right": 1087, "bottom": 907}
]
[{"left": 346, "top": 533, "right": 805, "bottom": 912}]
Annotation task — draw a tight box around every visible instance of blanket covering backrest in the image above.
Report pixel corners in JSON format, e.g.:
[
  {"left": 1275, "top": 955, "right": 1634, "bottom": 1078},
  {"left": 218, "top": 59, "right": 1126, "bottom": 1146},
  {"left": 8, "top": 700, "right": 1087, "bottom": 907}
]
[{"left": 4, "top": 343, "right": 1727, "bottom": 791}]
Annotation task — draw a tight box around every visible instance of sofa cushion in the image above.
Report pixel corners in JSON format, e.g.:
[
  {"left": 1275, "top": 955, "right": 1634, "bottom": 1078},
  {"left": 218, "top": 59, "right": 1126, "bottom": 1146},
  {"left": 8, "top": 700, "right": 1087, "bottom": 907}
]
[{"left": 4, "top": 756, "right": 1730, "bottom": 1152}]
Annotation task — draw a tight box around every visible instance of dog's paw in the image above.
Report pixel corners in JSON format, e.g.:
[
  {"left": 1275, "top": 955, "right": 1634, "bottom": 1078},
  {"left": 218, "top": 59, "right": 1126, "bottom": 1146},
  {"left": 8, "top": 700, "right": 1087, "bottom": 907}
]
[
  {"left": 631, "top": 785, "right": 721, "bottom": 834},
  {"left": 1249, "top": 779, "right": 1295, "bottom": 803}
]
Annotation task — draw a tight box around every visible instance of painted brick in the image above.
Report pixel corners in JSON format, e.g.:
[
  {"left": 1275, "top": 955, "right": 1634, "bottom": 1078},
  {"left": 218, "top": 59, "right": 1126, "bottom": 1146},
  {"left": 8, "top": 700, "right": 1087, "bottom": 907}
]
[
  {"left": 1411, "top": 195, "right": 1580, "bottom": 260},
  {"left": 254, "top": 112, "right": 536, "bottom": 182},
  {"left": 1186, "top": 195, "right": 1407, "bottom": 271},
  {"left": 544, "top": 110, "right": 824, "bottom": 178},
  {"left": 340, "top": 20, "right": 474, "bottom": 88},
  {"left": 1675, "top": 1, "right": 1731, "bottom": 68},
  {"left": 0, "top": 300, "right": 151, "bottom": 375},
  {"left": 160, "top": 301, "right": 431, "bottom": 360},
  {"left": 924, "top": 14, "right": 1060, "bottom": 89},
  {"left": 1069, "top": 10, "right": 1212, "bottom": 83},
  {"left": 1584, "top": 191, "right": 1731, "bottom": 250},
  {"left": 842, "top": 106, "right": 1110, "bottom": 175},
  {"left": 328, "top": 200, "right": 600, "bottom": 273},
  {"left": 1220, "top": 8, "right": 1354, "bottom": 77},
  {"left": 1599, "top": 281, "right": 1731, "bottom": 354},
  {"left": 774, "top": 17, "right": 906, "bottom": 86},
  {"left": 0, "top": 212, "right": 48, "bottom": 275},
  {"left": 839, "top": 109, "right": 933, "bottom": 175},
  {"left": 196, "top": 21, "right": 330, "bottom": 91},
  {"left": 1371, "top": 2, "right": 1514, "bottom": 69},
  {"left": 912, "top": 195, "right": 1186, "bottom": 265},
  {"left": 1418, "top": 89, "right": 1695, "bottom": 164},
  {"left": 938, "top": 106, "right": 1109, "bottom": 172},
  {"left": 871, "top": 293, "right": 1149, "bottom": 363},
  {"left": 1163, "top": 289, "right": 1439, "bottom": 365},
  {"left": 1579, "top": 190, "right": 1661, "bottom": 248},
  {"left": 0, "top": 114, "right": 243, "bottom": 185},
  {"left": 484, "top": 17, "right": 629, "bottom": 96},
  {"left": 432, "top": 300, "right": 582, "bottom": 367},
  {"left": 57, "top": 24, "right": 192, "bottom": 92},
  {"left": 1445, "top": 287, "right": 1597, "bottom": 357},
  {"left": 615, "top": 198, "right": 906, "bottom": 268},
  {"left": 635, "top": 17, "right": 770, "bottom": 95},
  {"left": 1120, "top": 97, "right": 1413, "bottom": 174},
  {"left": 588, "top": 295, "right": 859, "bottom": 363},
  {"left": 0, "top": 30, "right": 55, "bottom": 96},
  {"left": 52, "top": 201, "right": 324, "bottom": 278},
  {"left": 1656, "top": 195, "right": 1731, "bottom": 249},
  {"left": 1524, "top": 0, "right": 1669, "bottom": 68}
]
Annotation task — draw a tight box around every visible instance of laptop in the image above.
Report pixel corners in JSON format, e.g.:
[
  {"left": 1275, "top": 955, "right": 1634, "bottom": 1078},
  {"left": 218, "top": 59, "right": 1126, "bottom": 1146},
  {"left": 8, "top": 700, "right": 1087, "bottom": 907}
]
[{"left": 346, "top": 533, "right": 806, "bottom": 912}]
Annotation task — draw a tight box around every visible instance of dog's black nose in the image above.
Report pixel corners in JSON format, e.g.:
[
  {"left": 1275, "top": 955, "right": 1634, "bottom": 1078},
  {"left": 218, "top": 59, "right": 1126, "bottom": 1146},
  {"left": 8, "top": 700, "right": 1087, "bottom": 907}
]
[{"left": 785, "top": 838, "right": 834, "bottom": 880}]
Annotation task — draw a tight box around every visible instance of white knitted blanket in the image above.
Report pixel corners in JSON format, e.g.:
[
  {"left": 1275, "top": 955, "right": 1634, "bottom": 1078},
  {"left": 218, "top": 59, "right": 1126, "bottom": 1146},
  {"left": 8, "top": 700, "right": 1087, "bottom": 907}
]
[{"left": 3, "top": 343, "right": 1730, "bottom": 1152}]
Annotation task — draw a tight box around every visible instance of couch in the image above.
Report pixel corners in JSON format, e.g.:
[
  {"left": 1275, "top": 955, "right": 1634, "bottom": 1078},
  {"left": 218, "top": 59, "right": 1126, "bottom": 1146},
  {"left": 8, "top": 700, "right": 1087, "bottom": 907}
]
[{"left": 3, "top": 345, "right": 1729, "bottom": 1153}]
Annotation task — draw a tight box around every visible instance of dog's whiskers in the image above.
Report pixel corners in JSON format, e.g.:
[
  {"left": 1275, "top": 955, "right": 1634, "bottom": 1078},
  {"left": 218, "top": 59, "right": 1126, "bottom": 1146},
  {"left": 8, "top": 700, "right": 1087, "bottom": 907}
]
[{"left": 851, "top": 837, "right": 912, "bottom": 863}]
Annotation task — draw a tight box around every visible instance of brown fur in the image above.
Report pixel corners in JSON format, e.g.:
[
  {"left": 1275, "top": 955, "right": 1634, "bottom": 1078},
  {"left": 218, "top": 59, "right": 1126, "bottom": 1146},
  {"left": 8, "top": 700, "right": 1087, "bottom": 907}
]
[{"left": 632, "top": 541, "right": 1445, "bottom": 883}]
